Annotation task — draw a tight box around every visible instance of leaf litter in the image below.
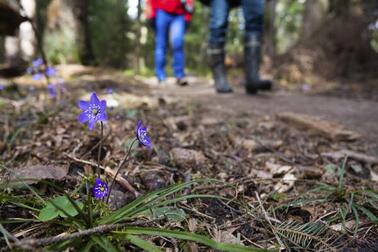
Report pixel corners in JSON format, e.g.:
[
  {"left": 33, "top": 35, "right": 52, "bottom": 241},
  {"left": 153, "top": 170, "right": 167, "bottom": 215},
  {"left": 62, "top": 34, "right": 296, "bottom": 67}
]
[{"left": 1, "top": 70, "right": 378, "bottom": 251}]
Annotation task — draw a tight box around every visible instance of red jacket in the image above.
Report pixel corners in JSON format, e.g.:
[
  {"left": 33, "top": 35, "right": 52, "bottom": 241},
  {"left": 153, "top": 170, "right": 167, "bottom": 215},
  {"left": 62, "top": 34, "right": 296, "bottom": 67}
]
[{"left": 146, "top": 0, "right": 193, "bottom": 22}]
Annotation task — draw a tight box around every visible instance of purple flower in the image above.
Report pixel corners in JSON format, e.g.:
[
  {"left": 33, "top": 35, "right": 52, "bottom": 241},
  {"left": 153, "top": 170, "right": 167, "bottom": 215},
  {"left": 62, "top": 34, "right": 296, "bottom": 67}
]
[
  {"left": 32, "top": 73, "right": 43, "bottom": 81},
  {"left": 136, "top": 120, "right": 152, "bottom": 148},
  {"left": 105, "top": 87, "right": 113, "bottom": 94},
  {"left": 93, "top": 178, "right": 108, "bottom": 199},
  {"left": 78, "top": 92, "right": 107, "bottom": 130},
  {"left": 45, "top": 66, "right": 56, "bottom": 77},
  {"left": 0, "top": 85, "right": 5, "bottom": 91},
  {"left": 47, "top": 83, "right": 57, "bottom": 97},
  {"left": 32, "top": 58, "right": 43, "bottom": 68}
]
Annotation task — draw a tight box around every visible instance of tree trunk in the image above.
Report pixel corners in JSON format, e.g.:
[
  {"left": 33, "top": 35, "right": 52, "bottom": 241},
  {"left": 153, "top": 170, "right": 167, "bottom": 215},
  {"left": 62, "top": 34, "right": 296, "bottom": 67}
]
[
  {"left": 18, "top": 0, "right": 36, "bottom": 59},
  {"left": 135, "top": 0, "right": 142, "bottom": 73},
  {"left": 264, "top": 0, "right": 277, "bottom": 57},
  {"left": 72, "top": 0, "right": 95, "bottom": 65},
  {"left": 0, "top": 37, "right": 4, "bottom": 62},
  {"left": 301, "top": 0, "right": 328, "bottom": 39}
]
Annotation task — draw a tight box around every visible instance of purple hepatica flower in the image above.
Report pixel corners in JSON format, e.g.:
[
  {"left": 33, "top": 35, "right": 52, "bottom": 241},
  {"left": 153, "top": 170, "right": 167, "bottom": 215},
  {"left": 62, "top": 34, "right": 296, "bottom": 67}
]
[
  {"left": 45, "top": 66, "right": 56, "bottom": 77},
  {"left": 47, "top": 83, "right": 57, "bottom": 97},
  {"left": 0, "top": 85, "right": 5, "bottom": 91},
  {"left": 78, "top": 92, "right": 107, "bottom": 130},
  {"left": 105, "top": 87, "right": 113, "bottom": 94},
  {"left": 93, "top": 178, "right": 108, "bottom": 199},
  {"left": 136, "top": 120, "right": 152, "bottom": 148},
  {"left": 32, "top": 58, "right": 43, "bottom": 68},
  {"left": 32, "top": 72, "right": 43, "bottom": 81}
]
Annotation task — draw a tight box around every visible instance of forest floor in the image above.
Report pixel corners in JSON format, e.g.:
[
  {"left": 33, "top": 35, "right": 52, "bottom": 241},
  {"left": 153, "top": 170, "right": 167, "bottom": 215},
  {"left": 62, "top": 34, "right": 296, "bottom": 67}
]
[{"left": 1, "top": 65, "right": 378, "bottom": 251}]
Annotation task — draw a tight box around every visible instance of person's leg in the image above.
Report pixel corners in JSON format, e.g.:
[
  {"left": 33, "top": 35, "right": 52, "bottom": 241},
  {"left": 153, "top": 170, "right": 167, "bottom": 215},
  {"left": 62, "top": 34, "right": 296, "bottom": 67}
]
[
  {"left": 169, "top": 14, "right": 186, "bottom": 81},
  {"left": 155, "top": 10, "right": 171, "bottom": 82},
  {"left": 241, "top": 0, "right": 263, "bottom": 37},
  {"left": 208, "top": 0, "right": 232, "bottom": 93},
  {"left": 209, "top": 0, "right": 230, "bottom": 46},
  {"left": 241, "top": 0, "right": 272, "bottom": 94}
]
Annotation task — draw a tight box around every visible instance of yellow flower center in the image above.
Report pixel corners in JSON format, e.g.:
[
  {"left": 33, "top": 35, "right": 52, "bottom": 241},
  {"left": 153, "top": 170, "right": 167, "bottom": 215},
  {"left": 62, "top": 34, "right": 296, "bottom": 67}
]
[{"left": 92, "top": 109, "right": 99, "bottom": 115}]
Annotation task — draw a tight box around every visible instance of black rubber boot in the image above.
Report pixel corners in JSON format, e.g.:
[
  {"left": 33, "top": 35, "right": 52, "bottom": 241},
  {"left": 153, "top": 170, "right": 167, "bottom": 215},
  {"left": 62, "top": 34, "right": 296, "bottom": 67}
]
[
  {"left": 244, "top": 34, "right": 272, "bottom": 94},
  {"left": 208, "top": 44, "right": 233, "bottom": 93}
]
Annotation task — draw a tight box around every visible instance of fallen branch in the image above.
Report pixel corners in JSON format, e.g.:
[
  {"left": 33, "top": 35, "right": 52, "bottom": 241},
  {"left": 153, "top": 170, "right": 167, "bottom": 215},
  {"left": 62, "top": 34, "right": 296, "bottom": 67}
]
[
  {"left": 277, "top": 112, "right": 359, "bottom": 141},
  {"left": 15, "top": 219, "right": 158, "bottom": 249},
  {"left": 321, "top": 150, "right": 378, "bottom": 164},
  {"left": 64, "top": 154, "right": 140, "bottom": 197}
]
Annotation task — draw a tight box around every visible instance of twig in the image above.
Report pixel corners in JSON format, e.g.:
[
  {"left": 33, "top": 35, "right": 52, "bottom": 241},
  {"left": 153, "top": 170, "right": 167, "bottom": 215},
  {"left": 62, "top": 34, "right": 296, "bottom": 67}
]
[
  {"left": 107, "top": 138, "right": 138, "bottom": 203},
  {"left": 79, "top": 130, "right": 111, "bottom": 159},
  {"left": 255, "top": 191, "right": 285, "bottom": 250},
  {"left": 64, "top": 154, "right": 140, "bottom": 197},
  {"left": 97, "top": 122, "right": 104, "bottom": 177},
  {"left": 15, "top": 219, "right": 158, "bottom": 249}
]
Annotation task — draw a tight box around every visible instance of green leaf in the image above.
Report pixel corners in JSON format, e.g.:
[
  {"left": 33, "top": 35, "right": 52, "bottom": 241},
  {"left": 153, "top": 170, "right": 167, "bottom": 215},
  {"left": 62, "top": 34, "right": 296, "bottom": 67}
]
[
  {"left": 38, "top": 196, "right": 84, "bottom": 221},
  {"left": 91, "top": 236, "right": 119, "bottom": 252},
  {"left": 38, "top": 203, "right": 59, "bottom": 221},
  {"left": 98, "top": 181, "right": 200, "bottom": 225},
  {"left": 114, "top": 227, "right": 269, "bottom": 252},
  {"left": 152, "top": 207, "right": 186, "bottom": 222},
  {"left": 125, "top": 234, "right": 162, "bottom": 252},
  {"left": 356, "top": 205, "right": 378, "bottom": 223}
]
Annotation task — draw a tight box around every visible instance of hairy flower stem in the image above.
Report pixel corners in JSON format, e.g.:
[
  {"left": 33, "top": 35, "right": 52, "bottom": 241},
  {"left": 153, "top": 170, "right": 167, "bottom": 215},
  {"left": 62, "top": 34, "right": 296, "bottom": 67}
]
[
  {"left": 106, "top": 138, "right": 138, "bottom": 203},
  {"left": 97, "top": 122, "right": 104, "bottom": 177}
]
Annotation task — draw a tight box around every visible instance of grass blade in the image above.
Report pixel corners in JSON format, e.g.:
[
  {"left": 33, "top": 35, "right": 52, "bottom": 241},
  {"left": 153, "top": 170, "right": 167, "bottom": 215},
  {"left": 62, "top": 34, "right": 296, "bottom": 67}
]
[
  {"left": 114, "top": 227, "right": 269, "bottom": 252},
  {"left": 91, "top": 236, "right": 119, "bottom": 252},
  {"left": 125, "top": 234, "right": 163, "bottom": 252}
]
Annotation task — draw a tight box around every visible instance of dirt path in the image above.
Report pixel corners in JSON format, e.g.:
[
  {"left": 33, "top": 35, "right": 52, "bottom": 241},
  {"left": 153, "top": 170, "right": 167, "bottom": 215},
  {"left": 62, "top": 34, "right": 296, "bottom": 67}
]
[{"left": 148, "top": 80, "right": 378, "bottom": 143}]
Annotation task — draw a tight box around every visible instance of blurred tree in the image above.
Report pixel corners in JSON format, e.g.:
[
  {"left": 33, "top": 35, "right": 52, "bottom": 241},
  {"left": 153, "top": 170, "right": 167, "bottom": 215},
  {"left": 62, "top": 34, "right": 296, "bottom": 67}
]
[
  {"left": 301, "top": 0, "right": 328, "bottom": 39},
  {"left": 89, "top": 0, "right": 131, "bottom": 68},
  {"left": 72, "top": 0, "right": 95, "bottom": 65},
  {"left": 264, "top": 0, "right": 277, "bottom": 57}
]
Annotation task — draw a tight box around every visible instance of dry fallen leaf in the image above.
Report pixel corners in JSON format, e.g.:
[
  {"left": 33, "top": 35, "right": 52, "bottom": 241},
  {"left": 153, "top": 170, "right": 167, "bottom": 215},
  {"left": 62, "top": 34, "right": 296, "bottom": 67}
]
[
  {"left": 274, "top": 173, "right": 297, "bottom": 193},
  {"left": 8, "top": 164, "right": 68, "bottom": 184}
]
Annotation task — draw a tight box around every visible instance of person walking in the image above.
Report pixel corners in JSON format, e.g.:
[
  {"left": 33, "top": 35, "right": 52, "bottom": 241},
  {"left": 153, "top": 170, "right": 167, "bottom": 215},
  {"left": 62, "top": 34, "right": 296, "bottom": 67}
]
[
  {"left": 146, "top": 0, "right": 194, "bottom": 86},
  {"left": 199, "top": 0, "right": 272, "bottom": 94}
]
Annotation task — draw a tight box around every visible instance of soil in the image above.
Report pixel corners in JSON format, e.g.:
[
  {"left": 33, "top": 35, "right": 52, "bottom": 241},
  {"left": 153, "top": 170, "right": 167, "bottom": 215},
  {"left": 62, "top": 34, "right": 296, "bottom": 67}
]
[
  {"left": 151, "top": 78, "right": 378, "bottom": 144},
  {"left": 1, "top": 67, "right": 378, "bottom": 251}
]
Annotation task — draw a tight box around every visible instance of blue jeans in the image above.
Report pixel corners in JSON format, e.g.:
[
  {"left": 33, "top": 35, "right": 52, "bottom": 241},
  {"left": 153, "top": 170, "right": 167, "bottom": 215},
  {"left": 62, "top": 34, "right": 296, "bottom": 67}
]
[
  {"left": 155, "top": 9, "right": 186, "bottom": 81},
  {"left": 209, "top": 0, "right": 264, "bottom": 46}
]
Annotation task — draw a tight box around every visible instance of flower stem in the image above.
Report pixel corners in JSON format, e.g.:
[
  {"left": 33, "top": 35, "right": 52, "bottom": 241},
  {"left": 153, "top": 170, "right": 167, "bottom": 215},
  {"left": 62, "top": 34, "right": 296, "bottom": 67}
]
[
  {"left": 97, "top": 122, "right": 104, "bottom": 177},
  {"left": 106, "top": 138, "right": 138, "bottom": 203}
]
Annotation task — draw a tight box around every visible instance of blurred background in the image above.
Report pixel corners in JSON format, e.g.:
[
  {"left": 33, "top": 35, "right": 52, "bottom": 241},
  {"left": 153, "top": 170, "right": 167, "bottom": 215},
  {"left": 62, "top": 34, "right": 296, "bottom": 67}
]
[{"left": 0, "top": 0, "right": 378, "bottom": 89}]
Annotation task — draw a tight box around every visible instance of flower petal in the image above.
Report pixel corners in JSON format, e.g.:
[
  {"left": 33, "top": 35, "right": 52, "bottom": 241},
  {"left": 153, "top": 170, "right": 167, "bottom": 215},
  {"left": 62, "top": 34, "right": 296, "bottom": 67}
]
[
  {"left": 78, "top": 100, "right": 90, "bottom": 110},
  {"left": 78, "top": 112, "right": 90, "bottom": 123},
  {"left": 32, "top": 73, "right": 43, "bottom": 81},
  {"left": 100, "top": 100, "right": 107, "bottom": 111},
  {"left": 88, "top": 119, "right": 96, "bottom": 130},
  {"left": 97, "top": 112, "right": 107, "bottom": 121},
  {"left": 90, "top": 92, "right": 100, "bottom": 105}
]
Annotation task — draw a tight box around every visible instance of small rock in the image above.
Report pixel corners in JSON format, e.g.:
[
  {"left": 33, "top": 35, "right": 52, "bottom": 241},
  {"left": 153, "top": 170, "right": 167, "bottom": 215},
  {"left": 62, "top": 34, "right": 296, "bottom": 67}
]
[
  {"left": 170, "top": 148, "right": 206, "bottom": 169},
  {"left": 141, "top": 170, "right": 170, "bottom": 191},
  {"left": 108, "top": 189, "right": 134, "bottom": 210}
]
